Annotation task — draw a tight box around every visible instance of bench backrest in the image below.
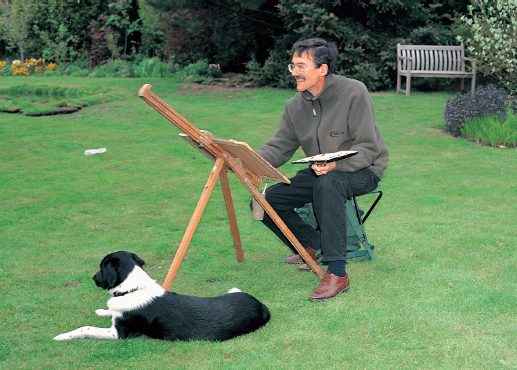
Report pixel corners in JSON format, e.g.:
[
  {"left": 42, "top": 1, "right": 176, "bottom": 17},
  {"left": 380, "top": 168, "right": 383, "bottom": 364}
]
[{"left": 397, "top": 44, "right": 466, "bottom": 72}]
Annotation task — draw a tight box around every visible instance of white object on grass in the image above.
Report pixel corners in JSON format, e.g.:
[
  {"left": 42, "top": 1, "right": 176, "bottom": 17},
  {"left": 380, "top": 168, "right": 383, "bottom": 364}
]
[{"left": 84, "top": 148, "right": 107, "bottom": 155}]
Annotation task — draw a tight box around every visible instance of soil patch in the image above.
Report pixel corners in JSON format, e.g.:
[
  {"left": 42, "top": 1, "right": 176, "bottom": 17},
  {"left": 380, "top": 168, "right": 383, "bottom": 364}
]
[
  {"left": 173, "top": 73, "right": 256, "bottom": 95},
  {"left": 432, "top": 128, "right": 457, "bottom": 137},
  {"left": 1, "top": 102, "right": 84, "bottom": 116}
]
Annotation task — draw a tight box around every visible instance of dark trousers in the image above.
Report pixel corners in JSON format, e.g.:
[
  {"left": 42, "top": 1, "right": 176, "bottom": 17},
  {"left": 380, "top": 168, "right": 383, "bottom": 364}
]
[{"left": 261, "top": 167, "right": 379, "bottom": 263}]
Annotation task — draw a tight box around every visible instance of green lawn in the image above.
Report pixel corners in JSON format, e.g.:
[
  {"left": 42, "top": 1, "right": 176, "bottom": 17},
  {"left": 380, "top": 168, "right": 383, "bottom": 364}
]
[{"left": 1, "top": 76, "right": 516, "bottom": 369}]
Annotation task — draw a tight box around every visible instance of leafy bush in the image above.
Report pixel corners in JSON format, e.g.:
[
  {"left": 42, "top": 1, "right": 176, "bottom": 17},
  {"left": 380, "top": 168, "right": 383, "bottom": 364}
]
[
  {"left": 444, "top": 84, "right": 517, "bottom": 137},
  {"left": 88, "top": 68, "right": 107, "bottom": 78},
  {"left": 135, "top": 56, "right": 160, "bottom": 77},
  {"left": 102, "top": 59, "right": 127, "bottom": 77},
  {"left": 59, "top": 60, "right": 90, "bottom": 77},
  {"left": 86, "top": 14, "right": 120, "bottom": 67},
  {"left": 176, "top": 59, "right": 219, "bottom": 81},
  {"left": 457, "top": 0, "right": 517, "bottom": 94},
  {"left": 246, "top": 35, "right": 295, "bottom": 89},
  {"left": 246, "top": 2, "right": 387, "bottom": 91},
  {"left": 0, "top": 61, "right": 13, "bottom": 76}
]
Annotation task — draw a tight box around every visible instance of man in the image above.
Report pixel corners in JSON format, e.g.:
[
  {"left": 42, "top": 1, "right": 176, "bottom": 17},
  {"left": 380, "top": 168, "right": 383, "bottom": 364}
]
[{"left": 255, "top": 38, "right": 389, "bottom": 301}]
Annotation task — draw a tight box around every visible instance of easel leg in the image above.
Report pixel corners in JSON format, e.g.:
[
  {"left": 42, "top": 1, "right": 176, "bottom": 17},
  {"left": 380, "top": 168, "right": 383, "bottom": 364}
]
[
  {"left": 162, "top": 158, "right": 225, "bottom": 291},
  {"left": 235, "top": 176, "right": 324, "bottom": 279},
  {"left": 258, "top": 193, "right": 324, "bottom": 279},
  {"left": 219, "top": 167, "right": 245, "bottom": 262}
]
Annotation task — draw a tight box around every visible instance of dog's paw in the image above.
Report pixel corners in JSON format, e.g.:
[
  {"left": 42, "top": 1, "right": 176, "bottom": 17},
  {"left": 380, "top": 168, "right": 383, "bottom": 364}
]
[
  {"left": 53, "top": 332, "right": 72, "bottom": 341},
  {"left": 95, "top": 309, "right": 111, "bottom": 317},
  {"left": 228, "top": 287, "right": 241, "bottom": 293}
]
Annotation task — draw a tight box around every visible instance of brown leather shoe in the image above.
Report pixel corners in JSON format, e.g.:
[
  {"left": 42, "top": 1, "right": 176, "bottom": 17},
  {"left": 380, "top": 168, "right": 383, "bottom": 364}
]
[
  {"left": 283, "top": 247, "right": 322, "bottom": 264},
  {"left": 308, "top": 271, "right": 350, "bottom": 301}
]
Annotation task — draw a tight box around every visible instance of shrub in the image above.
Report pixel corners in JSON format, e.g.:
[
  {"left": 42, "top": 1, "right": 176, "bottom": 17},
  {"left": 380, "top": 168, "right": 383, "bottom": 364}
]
[
  {"left": 176, "top": 59, "right": 216, "bottom": 81},
  {"left": 247, "top": 3, "right": 386, "bottom": 91},
  {"left": 135, "top": 57, "right": 160, "bottom": 78},
  {"left": 246, "top": 37, "right": 295, "bottom": 89},
  {"left": 61, "top": 61, "right": 90, "bottom": 77},
  {"left": 461, "top": 106, "right": 517, "bottom": 147},
  {"left": 0, "top": 58, "right": 57, "bottom": 76},
  {"left": 444, "top": 84, "right": 517, "bottom": 137},
  {"left": 457, "top": 0, "right": 517, "bottom": 94},
  {"left": 86, "top": 14, "right": 120, "bottom": 66},
  {"left": 0, "top": 60, "right": 13, "bottom": 76},
  {"left": 88, "top": 68, "right": 107, "bottom": 78}
]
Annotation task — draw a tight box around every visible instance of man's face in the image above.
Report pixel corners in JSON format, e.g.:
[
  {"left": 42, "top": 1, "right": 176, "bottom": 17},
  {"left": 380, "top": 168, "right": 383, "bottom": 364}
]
[{"left": 291, "top": 51, "right": 328, "bottom": 96}]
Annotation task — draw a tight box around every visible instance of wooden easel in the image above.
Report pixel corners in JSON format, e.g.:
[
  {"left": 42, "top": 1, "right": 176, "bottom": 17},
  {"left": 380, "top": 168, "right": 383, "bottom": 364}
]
[{"left": 138, "top": 84, "right": 324, "bottom": 291}]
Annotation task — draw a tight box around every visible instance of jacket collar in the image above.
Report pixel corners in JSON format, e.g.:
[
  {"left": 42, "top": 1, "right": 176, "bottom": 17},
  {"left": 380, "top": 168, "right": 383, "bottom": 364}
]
[{"left": 300, "top": 73, "right": 337, "bottom": 101}]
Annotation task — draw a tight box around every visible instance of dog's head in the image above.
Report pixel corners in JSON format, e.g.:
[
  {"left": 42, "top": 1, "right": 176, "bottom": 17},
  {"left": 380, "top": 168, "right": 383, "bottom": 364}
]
[{"left": 93, "top": 251, "right": 145, "bottom": 291}]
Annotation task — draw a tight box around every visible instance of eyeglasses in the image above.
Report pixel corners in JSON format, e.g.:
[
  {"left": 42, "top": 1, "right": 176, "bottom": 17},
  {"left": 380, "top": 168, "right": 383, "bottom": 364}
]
[{"left": 288, "top": 63, "right": 316, "bottom": 73}]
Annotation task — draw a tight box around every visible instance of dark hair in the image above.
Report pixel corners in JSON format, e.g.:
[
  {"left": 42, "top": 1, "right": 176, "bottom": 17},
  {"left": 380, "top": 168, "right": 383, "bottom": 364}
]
[{"left": 292, "top": 38, "right": 338, "bottom": 74}]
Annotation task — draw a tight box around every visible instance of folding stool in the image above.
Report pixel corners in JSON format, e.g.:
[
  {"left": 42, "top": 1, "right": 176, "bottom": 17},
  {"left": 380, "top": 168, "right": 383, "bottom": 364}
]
[{"left": 296, "top": 189, "right": 383, "bottom": 263}]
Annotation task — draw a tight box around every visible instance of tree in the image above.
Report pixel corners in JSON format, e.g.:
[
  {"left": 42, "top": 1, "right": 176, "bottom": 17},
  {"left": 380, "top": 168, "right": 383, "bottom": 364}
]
[
  {"left": 0, "top": 0, "right": 36, "bottom": 64},
  {"left": 247, "top": 0, "right": 468, "bottom": 91},
  {"left": 137, "top": 0, "right": 166, "bottom": 58},
  {"left": 31, "top": 9, "right": 79, "bottom": 66},
  {"left": 86, "top": 14, "right": 121, "bottom": 65},
  {"left": 26, "top": 0, "right": 110, "bottom": 64},
  {"left": 147, "top": 0, "right": 283, "bottom": 71},
  {"left": 457, "top": 0, "right": 517, "bottom": 94},
  {"left": 106, "top": 0, "right": 141, "bottom": 59}
]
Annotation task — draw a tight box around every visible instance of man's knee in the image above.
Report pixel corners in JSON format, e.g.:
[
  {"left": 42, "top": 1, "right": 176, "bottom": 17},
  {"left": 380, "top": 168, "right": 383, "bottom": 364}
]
[{"left": 314, "top": 171, "right": 350, "bottom": 198}]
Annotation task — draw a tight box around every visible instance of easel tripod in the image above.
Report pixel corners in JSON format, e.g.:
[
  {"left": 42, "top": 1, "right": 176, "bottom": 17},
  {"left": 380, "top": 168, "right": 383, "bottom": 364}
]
[{"left": 138, "top": 84, "right": 323, "bottom": 290}]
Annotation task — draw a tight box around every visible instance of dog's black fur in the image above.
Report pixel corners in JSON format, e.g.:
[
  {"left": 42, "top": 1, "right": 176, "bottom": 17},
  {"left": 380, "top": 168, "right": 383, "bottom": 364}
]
[{"left": 54, "top": 251, "right": 270, "bottom": 342}]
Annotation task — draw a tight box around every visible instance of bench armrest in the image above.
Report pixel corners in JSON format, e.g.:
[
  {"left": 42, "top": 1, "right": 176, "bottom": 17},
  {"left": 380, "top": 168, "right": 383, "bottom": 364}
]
[
  {"left": 397, "top": 55, "right": 413, "bottom": 72},
  {"left": 461, "top": 57, "right": 477, "bottom": 73}
]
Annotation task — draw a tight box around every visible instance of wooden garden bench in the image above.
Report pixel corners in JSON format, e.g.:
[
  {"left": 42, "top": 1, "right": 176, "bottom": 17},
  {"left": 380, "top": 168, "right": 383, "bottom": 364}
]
[{"left": 397, "top": 44, "right": 476, "bottom": 96}]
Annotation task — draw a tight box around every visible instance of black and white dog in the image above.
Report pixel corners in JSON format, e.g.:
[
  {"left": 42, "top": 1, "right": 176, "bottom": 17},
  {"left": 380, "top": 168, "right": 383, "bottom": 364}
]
[{"left": 54, "top": 251, "right": 270, "bottom": 342}]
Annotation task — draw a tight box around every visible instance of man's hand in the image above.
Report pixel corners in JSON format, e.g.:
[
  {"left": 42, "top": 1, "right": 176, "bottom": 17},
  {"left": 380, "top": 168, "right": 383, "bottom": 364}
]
[{"left": 311, "top": 161, "right": 336, "bottom": 176}]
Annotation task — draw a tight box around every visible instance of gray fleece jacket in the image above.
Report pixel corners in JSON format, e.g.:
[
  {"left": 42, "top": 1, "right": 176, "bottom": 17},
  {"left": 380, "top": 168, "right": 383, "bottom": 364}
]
[{"left": 256, "top": 73, "right": 389, "bottom": 180}]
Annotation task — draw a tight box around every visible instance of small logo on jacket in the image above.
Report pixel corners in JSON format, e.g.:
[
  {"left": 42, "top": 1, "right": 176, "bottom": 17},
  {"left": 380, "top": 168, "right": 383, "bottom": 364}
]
[{"left": 330, "top": 131, "right": 345, "bottom": 137}]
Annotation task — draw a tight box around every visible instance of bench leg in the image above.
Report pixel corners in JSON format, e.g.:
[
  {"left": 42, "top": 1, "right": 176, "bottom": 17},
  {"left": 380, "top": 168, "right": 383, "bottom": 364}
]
[
  {"left": 460, "top": 78, "right": 465, "bottom": 92},
  {"left": 397, "top": 73, "right": 401, "bottom": 94},
  {"left": 405, "top": 72, "right": 411, "bottom": 97},
  {"left": 471, "top": 75, "right": 476, "bottom": 93}
]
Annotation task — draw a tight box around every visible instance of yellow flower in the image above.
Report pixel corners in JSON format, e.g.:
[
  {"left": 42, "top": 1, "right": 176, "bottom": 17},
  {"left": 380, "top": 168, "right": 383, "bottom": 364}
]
[
  {"left": 47, "top": 62, "right": 57, "bottom": 71},
  {"left": 7, "top": 58, "right": 56, "bottom": 76}
]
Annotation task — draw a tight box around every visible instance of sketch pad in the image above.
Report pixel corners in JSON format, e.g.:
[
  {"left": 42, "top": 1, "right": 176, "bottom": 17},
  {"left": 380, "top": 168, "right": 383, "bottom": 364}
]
[
  {"left": 213, "top": 138, "right": 289, "bottom": 183},
  {"left": 179, "top": 134, "right": 289, "bottom": 184}
]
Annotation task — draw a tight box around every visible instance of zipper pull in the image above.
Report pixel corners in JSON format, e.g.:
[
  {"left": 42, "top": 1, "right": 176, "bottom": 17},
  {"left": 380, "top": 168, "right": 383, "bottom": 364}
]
[{"left": 312, "top": 105, "right": 316, "bottom": 117}]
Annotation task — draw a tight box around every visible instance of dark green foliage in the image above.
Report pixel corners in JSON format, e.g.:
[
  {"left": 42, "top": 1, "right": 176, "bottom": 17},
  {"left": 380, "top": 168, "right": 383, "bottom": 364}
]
[
  {"left": 246, "top": 0, "right": 468, "bottom": 91},
  {"left": 444, "top": 84, "right": 517, "bottom": 137},
  {"left": 246, "top": 33, "right": 296, "bottom": 88},
  {"left": 159, "top": 1, "right": 281, "bottom": 72},
  {"left": 147, "top": 0, "right": 270, "bottom": 12},
  {"left": 86, "top": 14, "right": 118, "bottom": 66},
  {"left": 26, "top": 0, "right": 141, "bottom": 66},
  {"left": 26, "top": 0, "right": 110, "bottom": 62},
  {"left": 137, "top": 0, "right": 166, "bottom": 58},
  {"left": 2, "top": 0, "right": 477, "bottom": 90}
]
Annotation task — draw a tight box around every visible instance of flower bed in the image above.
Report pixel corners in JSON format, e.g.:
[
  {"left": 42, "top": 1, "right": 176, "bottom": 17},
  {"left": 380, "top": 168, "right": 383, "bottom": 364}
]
[{"left": 0, "top": 58, "right": 57, "bottom": 76}]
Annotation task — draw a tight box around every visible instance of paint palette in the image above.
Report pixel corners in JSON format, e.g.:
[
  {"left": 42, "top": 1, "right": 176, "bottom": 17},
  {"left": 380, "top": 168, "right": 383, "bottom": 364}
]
[{"left": 292, "top": 150, "right": 358, "bottom": 164}]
